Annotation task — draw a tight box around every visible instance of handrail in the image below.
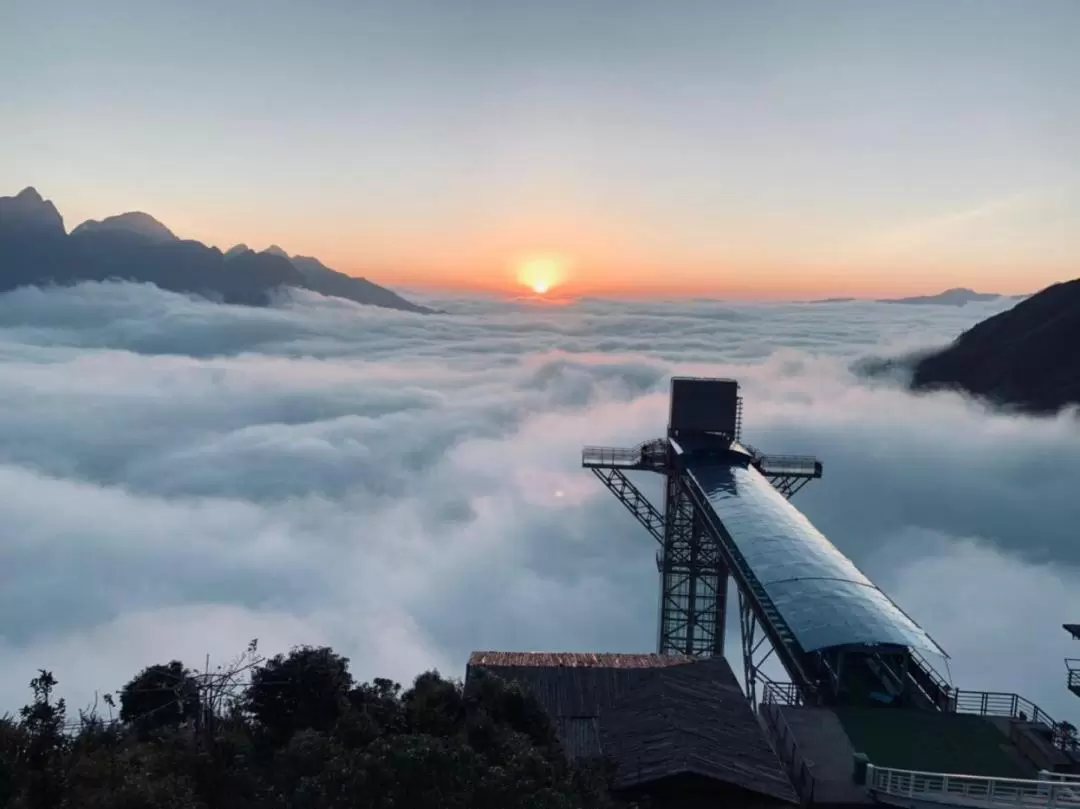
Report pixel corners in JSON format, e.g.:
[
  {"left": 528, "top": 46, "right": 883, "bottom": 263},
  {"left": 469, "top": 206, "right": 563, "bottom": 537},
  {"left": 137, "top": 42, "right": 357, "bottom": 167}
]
[
  {"left": 581, "top": 439, "right": 666, "bottom": 469},
  {"left": 1039, "top": 772, "right": 1080, "bottom": 784},
  {"left": 911, "top": 648, "right": 953, "bottom": 691},
  {"left": 582, "top": 445, "right": 641, "bottom": 464},
  {"left": 762, "top": 681, "right": 805, "bottom": 707},
  {"left": 760, "top": 699, "right": 815, "bottom": 805},
  {"left": 953, "top": 690, "right": 1057, "bottom": 728},
  {"left": 1065, "top": 660, "right": 1080, "bottom": 692},
  {"left": 754, "top": 454, "right": 822, "bottom": 476},
  {"left": 756, "top": 454, "right": 820, "bottom": 464},
  {"left": 867, "top": 763, "right": 1080, "bottom": 808},
  {"left": 1069, "top": 670, "right": 1080, "bottom": 691}
]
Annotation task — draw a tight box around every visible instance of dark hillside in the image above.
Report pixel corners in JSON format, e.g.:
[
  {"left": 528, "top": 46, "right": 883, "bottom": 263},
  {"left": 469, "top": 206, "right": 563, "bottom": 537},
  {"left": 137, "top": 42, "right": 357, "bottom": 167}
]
[{"left": 911, "top": 278, "right": 1080, "bottom": 413}]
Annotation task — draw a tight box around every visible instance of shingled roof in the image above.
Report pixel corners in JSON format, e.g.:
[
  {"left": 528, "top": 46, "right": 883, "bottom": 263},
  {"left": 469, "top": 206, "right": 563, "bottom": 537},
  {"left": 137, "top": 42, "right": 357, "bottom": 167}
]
[
  {"left": 600, "top": 656, "right": 799, "bottom": 803},
  {"left": 466, "top": 651, "right": 798, "bottom": 804},
  {"left": 468, "top": 651, "right": 694, "bottom": 669},
  {"left": 468, "top": 653, "right": 692, "bottom": 719}
]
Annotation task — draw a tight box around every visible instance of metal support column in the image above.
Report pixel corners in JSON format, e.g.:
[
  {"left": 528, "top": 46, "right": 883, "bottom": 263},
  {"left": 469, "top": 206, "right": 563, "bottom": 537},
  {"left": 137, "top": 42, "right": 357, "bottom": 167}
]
[
  {"left": 658, "top": 474, "right": 728, "bottom": 657},
  {"left": 739, "top": 589, "right": 782, "bottom": 706}
]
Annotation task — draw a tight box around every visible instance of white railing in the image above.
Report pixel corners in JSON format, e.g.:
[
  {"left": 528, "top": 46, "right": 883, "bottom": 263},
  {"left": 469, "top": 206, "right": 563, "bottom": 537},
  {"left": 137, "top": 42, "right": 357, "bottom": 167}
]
[
  {"left": 1041, "top": 773, "right": 1080, "bottom": 784},
  {"left": 866, "top": 764, "right": 1080, "bottom": 808}
]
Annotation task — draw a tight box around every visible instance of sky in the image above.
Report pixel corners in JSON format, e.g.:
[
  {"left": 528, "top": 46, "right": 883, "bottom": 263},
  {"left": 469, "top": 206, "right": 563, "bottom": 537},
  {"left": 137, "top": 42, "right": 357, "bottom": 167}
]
[
  {"left": 1, "top": 281, "right": 1080, "bottom": 728},
  {"left": 3, "top": 0, "right": 1080, "bottom": 297}
]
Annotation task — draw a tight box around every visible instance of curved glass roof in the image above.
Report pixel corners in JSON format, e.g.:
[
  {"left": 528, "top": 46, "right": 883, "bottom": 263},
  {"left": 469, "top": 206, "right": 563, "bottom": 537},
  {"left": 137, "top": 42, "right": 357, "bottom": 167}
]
[{"left": 687, "top": 461, "right": 946, "bottom": 657}]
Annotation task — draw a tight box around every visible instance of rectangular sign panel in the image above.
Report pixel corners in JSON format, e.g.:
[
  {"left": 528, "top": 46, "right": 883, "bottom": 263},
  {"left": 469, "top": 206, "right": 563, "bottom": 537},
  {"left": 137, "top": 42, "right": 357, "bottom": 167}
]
[{"left": 668, "top": 377, "right": 740, "bottom": 436}]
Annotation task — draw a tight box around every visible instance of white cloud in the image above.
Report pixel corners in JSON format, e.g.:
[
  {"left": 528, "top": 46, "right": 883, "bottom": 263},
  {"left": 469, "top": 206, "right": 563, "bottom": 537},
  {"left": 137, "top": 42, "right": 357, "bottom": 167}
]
[{"left": 1, "top": 281, "right": 1076, "bottom": 729}]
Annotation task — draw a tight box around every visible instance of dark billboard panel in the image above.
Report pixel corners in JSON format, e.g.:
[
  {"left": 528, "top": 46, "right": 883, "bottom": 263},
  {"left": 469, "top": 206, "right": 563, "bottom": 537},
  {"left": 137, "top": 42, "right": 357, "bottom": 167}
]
[{"left": 668, "top": 377, "right": 739, "bottom": 436}]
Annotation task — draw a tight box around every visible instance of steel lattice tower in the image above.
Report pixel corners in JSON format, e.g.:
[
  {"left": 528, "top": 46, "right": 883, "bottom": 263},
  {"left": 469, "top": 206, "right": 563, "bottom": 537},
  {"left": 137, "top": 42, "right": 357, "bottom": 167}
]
[
  {"left": 583, "top": 377, "right": 952, "bottom": 710},
  {"left": 583, "top": 379, "right": 820, "bottom": 662}
]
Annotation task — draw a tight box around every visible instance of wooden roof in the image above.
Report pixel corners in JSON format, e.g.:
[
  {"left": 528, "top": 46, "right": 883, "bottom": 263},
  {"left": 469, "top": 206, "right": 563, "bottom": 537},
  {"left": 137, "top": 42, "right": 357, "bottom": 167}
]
[
  {"left": 467, "top": 651, "right": 797, "bottom": 804},
  {"left": 466, "top": 656, "right": 681, "bottom": 719},
  {"left": 600, "top": 656, "right": 798, "bottom": 804},
  {"left": 468, "top": 651, "right": 694, "bottom": 669}
]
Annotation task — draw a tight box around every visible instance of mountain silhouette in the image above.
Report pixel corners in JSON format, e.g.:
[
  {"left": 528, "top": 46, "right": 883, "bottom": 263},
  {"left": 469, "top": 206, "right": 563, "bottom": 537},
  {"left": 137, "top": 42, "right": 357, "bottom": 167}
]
[
  {"left": 911, "top": 278, "right": 1080, "bottom": 413},
  {"left": 807, "top": 289, "right": 1010, "bottom": 305},
  {"left": 0, "top": 187, "right": 432, "bottom": 313},
  {"left": 71, "top": 211, "right": 178, "bottom": 243},
  {"left": 223, "top": 244, "right": 250, "bottom": 259},
  {"left": 0, "top": 187, "right": 65, "bottom": 235},
  {"left": 879, "top": 287, "right": 1001, "bottom": 306}
]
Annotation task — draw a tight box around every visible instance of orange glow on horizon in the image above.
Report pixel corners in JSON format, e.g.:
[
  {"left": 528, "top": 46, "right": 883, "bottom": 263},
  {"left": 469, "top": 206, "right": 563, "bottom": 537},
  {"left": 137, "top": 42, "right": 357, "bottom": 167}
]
[
  {"left": 514, "top": 253, "right": 572, "bottom": 296},
  {"left": 352, "top": 258, "right": 1047, "bottom": 302},
  {"left": 150, "top": 209, "right": 1051, "bottom": 302}
]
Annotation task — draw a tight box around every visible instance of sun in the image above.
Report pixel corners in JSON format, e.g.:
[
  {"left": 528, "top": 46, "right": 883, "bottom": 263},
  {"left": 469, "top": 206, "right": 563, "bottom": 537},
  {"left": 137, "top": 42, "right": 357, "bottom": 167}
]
[{"left": 516, "top": 253, "right": 570, "bottom": 296}]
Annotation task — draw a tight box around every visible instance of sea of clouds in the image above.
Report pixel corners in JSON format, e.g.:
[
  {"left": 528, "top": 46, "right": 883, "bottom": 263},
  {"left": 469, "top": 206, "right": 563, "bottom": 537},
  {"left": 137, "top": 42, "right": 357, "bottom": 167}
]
[{"left": 1, "top": 280, "right": 1078, "bottom": 724}]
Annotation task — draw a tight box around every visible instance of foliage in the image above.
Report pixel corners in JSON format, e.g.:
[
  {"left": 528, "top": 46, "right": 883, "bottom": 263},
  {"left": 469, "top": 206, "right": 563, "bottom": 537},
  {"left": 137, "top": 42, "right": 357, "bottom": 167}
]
[
  {"left": 120, "top": 660, "right": 201, "bottom": 732},
  {"left": 0, "top": 647, "right": 625, "bottom": 809},
  {"left": 247, "top": 646, "right": 353, "bottom": 743}
]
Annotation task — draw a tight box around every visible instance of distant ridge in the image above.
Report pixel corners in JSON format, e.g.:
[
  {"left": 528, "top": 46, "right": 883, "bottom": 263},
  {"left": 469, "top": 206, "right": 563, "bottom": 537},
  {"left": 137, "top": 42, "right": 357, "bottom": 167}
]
[
  {"left": 878, "top": 287, "right": 1001, "bottom": 306},
  {"left": 910, "top": 278, "right": 1080, "bottom": 414},
  {"left": 0, "top": 187, "right": 432, "bottom": 313},
  {"left": 808, "top": 288, "right": 1007, "bottom": 305}
]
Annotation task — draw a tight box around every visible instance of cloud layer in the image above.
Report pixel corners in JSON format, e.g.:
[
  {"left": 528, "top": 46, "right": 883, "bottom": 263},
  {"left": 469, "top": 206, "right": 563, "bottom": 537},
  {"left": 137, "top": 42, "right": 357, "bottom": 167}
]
[{"left": 1, "top": 282, "right": 1078, "bottom": 727}]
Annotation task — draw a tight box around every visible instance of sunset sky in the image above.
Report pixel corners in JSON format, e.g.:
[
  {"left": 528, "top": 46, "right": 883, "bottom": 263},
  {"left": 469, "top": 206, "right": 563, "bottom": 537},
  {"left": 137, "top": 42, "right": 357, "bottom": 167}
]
[{"left": 3, "top": 0, "right": 1079, "bottom": 299}]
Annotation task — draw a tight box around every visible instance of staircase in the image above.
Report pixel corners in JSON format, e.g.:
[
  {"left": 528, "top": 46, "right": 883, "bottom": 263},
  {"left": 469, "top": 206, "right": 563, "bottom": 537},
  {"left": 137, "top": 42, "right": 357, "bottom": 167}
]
[{"left": 909, "top": 649, "right": 954, "bottom": 710}]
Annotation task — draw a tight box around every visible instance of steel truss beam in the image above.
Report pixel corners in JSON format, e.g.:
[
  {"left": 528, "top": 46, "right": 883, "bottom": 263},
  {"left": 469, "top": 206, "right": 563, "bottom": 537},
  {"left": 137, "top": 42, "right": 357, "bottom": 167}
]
[
  {"left": 764, "top": 475, "right": 812, "bottom": 499},
  {"left": 588, "top": 467, "right": 664, "bottom": 545},
  {"left": 658, "top": 475, "right": 728, "bottom": 656},
  {"left": 739, "top": 590, "right": 787, "bottom": 707}
]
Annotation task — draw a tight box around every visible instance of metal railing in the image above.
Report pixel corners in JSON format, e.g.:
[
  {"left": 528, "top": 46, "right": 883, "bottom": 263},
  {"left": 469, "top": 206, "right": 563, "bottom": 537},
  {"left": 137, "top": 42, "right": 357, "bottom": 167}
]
[
  {"left": 762, "top": 680, "right": 806, "bottom": 707},
  {"left": 760, "top": 699, "right": 815, "bottom": 805},
  {"left": 755, "top": 454, "right": 822, "bottom": 477},
  {"left": 911, "top": 648, "right": 953, "bottom": 691},
  {"left": 581, "top": 445, "right": 642, "bottom": 467},
  {"left": 1065, "top": 660, "right": 1080, "bottom": 692},
  {"left": 581, "top": 439, "right": 665, "bottom": 469},
  {"left": 1040, "top": 773, "right": 1080, "bottom": 784},
  {"left": 953, "top": 690, "right": 1056, "bottom": 728},
  {"left": 758, "top": 682, "right": 1057, "bottom": 729},
  {"left": 867, "top": 764, "right": 1080, "bottom": 808}
]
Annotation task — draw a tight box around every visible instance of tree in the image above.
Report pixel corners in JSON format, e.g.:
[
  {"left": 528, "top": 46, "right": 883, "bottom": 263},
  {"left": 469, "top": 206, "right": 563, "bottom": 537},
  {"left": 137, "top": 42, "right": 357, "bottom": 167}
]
[
  {"left": 463, "top": 668, "right": 559, "bottom": 753},
  {"left": 120, "top": 660, "right": 201, "bottom": 732},
  {"left": 0, "top": 649, "right": 625, "bottom": 809},
  {"left": 1055, "top": 720, "right": 1079, "bottom": 751},
  {"left": 0, "top": 715, "right": 28, "bottom": 808},
  {"left": 19, "top": 669, "right": 68, "bottom": 809},
  {"left": 247, "top": 646, "right": 354, "bottom": 742},
  {"left": 403, "top": 670, "right": 463, "bottom": 738},
  {"left": 338, "top": 678, "right": 405, "bottom": 748}
]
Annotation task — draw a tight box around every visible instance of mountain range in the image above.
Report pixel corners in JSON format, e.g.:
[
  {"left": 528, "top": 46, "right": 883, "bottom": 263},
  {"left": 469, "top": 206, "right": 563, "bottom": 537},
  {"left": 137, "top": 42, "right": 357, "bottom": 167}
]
[
  {"left": 810, "top": 288, "right": 1026, "bottom": 306},
  {"left": 0, "top": 187, "right": 432, "bottom": 313},
  {"left": 880, "top": 287, "right": 1005, "bottom": 306}
]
